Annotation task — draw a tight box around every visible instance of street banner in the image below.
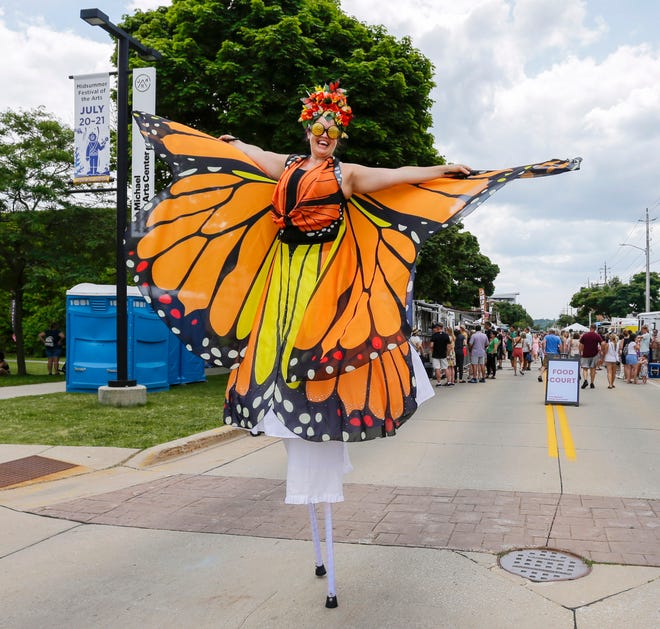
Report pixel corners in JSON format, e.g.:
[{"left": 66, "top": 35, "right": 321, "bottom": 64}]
[
  {"left": 73, "top": 73, "right": 111, "bottom": 184},
  {"left": 131, "top": 67, "right": 156, "bottom": 236},
  {"left": 544, "top": 357, "right": 580, "bottom": 406},
  {"left": 479, "top": 288, "right": 489, "bottom": 319}
]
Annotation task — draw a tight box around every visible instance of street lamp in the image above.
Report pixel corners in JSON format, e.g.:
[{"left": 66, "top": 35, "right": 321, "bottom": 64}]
[{"left": 81, "top": 8, "right": 161, "bottom": 387}]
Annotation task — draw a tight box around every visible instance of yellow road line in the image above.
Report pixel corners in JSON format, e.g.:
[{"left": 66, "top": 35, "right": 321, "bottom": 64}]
[
  {"left": 555, "top": 405, "right": 576, "bottom": 460},
  {"left": 546, "top": 405, "right": 576, "bottom": 460},
  {"left": 546, "top": 405, "right": 558, "bottom": 458}
]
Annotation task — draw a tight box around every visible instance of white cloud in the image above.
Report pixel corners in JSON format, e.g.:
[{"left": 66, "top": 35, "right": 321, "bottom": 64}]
[{"left": 0, "top": 15, "right": 113, "bottom": 126}]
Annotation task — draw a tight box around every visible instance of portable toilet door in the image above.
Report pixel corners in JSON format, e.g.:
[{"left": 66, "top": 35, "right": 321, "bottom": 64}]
[
  {"left": 128, "top": 296, "right": 170, "bottom": 391},
  {"left": 66, "top": 283, "right": 121, "bottom": 392}
]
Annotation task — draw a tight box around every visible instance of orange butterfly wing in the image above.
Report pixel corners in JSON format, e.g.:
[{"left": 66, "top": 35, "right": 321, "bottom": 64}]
[
  {"left": 287, "top": 159, "right": 582, "bottom": 382},
  {"left": 126, "top": 113, "right": 279, "bottom": 367}
]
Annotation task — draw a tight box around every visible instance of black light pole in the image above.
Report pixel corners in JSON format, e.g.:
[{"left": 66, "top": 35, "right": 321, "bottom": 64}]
[{"left": 80, "top": 8, "right": 161, "bottom": 387}]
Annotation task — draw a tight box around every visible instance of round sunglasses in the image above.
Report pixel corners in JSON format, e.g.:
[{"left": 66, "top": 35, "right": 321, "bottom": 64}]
[{"left": 310, "top": 122, "right": 342, "bottom": 140}]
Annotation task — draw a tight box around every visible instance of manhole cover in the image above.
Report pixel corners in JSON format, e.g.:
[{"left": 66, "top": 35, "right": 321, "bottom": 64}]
[
  {"left": 498, "top": 548, "right": 591, "bottom": 582},
  {"left": 0, "top": 455, "right": 78, "bottom": 488}
]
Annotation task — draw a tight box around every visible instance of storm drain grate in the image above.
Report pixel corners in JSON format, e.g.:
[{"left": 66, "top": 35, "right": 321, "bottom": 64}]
[
  {"left": 0, "top": 455, "right": 78, "bottom": 488},
  {"left": 498, "top": 548, "right": 591, "bottom": 582}
]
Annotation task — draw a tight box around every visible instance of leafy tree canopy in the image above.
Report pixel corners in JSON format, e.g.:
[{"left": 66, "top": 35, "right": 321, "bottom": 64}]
[
  {"left": 569, "top": 272, "right": 660, "bottom": 320},
  {"left": 414, "top": 224, "right": 499, "bottom": 309},
  {"left": 0, "top": 107, "right": 73, "bottom": 213},
  {"left": 121, "top": 0, "right": 440, "bottom": 167},
  {"left": 492, "top": 301, "right": 533, "bottom": 330}
]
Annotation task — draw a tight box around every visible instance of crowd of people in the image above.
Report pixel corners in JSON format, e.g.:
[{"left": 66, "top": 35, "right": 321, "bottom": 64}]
[{"left": 414, "top": 321, "right": 659, "bottom": 389}]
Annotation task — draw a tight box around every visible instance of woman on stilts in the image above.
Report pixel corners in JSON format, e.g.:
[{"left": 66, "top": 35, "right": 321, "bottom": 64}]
[
  {"left": 217, "top": 83, "right": 468, "bottom": 607},
  {"left": 129, "top": 81, "right": 579, "bottom": 608}
]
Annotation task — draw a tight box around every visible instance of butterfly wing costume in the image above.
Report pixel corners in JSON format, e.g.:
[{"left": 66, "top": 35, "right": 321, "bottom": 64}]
[{"left": 127, "top": 113, "right": 580, "bottom": 443}]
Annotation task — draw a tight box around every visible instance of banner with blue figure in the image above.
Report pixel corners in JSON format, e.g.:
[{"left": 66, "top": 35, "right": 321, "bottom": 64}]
[{"left": 73, "top": 73, "right": 111, "bottom": 184}]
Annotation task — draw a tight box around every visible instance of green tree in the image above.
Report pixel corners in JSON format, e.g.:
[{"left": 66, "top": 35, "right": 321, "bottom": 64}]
[
  {"left": 0, "top": 108, "right": 115, "bottom": 374},
  {"left": 0, "top": 108, "right": 74, "bottom": 373},
  {"left": 414, "top": 224, "right": 499, "bottom": 308},
  {"left": 492, "top": 302, "right": 533, "bottom": 329},
  {"left": 122, "top": 0, "right": 439, "bottom": 167},
  {"left": 569, "top": 272, "right": 660, "bottom": 320},
  {"left": 0, "top": 107, "right": 73, "bottom": 212},
  {"left": 555, "top": 314, "right": 575, "bottom": 330}
]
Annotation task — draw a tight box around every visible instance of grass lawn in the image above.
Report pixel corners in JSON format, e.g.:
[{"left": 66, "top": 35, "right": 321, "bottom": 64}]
[
  {"left": 1, "top": 374, "right": 230, "bottom": 449},
  {"left": 0, "top": 356, "right": 66, "bottom": 386}
]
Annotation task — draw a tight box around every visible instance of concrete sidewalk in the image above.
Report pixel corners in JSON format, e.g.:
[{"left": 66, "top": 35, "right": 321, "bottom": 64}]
[
  {"left": 1, "top": 431, "right": 658, "bottom": 628},
  {"left": 0, "top": 380, "right": 66, "bottom": 399}
]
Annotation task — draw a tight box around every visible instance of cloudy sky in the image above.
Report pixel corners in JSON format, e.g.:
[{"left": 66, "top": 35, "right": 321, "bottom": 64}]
[{"left": 1, "top": 0, "right": 658, "bottom": 319}]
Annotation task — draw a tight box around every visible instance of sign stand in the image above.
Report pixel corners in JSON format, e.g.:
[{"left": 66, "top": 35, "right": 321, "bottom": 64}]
[{"left": 544, "top": 357, "right": 580, "bottom": 406}]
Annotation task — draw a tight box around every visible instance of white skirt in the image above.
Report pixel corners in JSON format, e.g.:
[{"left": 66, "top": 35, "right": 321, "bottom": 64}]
[{"left": 253, "top": 346, "right": 433, "bottom": 504}]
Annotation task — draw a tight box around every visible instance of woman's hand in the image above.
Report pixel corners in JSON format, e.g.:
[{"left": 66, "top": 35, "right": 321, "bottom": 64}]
[{"left": 441, "top": 163, "right": 472, "bottom": 177}]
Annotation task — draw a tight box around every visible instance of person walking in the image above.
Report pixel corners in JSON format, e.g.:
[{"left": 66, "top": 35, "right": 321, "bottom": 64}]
[
  {"left": 496, "top": 327, "right": 505, "bottom": 370},
  {"left": 512, "top": 332, "right": 524, "bottom": 376},
  {"left": 522, "top": 328, "right": 533, "bottom": 371},
  {"left": 430, "top": 322, "right": 451, "bottom": 387},
  {"left": 469, "top": 325, "right": 488, "bottom": 383},
  {"left": 579, "top": 324, "right": 603, "bottom": 389},
  {"left": 568, "top": 332, "right": 581, "bottom": 359},
  {"left": 445, "top": 328, "right": 456, "bottom": 385},
  {"left": 486, "top": 327, "right": 499, "bottom": 379},
  {"left": 624, "top": 334, "right": 640, "bottom": 384},
  {"left": 539, "top": 328, "right": 562, "bottom": 382},
  {"left": 601, "top": 333, "right": 619, "bottom": 389},
  {"left": 453, "top": 327, "right": 466, "bottom": 383},
  {"left": 39, "top": 323, "right": 65, "bottom": 376}
]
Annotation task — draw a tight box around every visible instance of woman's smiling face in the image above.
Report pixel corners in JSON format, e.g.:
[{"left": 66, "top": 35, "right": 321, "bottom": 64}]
[{"left": 307, "top": 116, "right": 339, "bottom": 157}]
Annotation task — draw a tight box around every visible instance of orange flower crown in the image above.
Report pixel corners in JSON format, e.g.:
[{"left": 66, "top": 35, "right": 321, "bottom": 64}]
[{"left": 298, "top": 81, "right": 353, "bottom": 138}]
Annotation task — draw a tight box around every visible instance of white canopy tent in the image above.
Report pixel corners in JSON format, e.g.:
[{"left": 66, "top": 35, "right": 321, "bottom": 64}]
[{"left": 562, "top": 323, "right": 589, "bottom": 333}]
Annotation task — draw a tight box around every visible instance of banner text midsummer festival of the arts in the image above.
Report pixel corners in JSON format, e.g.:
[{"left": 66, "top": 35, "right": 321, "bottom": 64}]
[{"left": 73, "top": 73, "right": 111, "bottom": 184}]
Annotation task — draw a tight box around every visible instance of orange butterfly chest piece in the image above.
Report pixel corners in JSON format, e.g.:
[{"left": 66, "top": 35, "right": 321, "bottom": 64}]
[{"left": 271, "top": 156, "right": 345, "bottom": 244}]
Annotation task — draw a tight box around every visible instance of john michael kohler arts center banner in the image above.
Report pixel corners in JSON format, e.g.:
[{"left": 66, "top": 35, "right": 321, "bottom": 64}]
[
  {"left": 73, "top": 73, "right": 111, "bottom": 184},
  {"left": 131, "top": 67, "right": 156, "bottom": 236}
]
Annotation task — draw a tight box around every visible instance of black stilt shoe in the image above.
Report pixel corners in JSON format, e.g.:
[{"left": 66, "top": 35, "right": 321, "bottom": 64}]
[
  {"left": 325, "top": 595, "right": 338, "bottom": 608},
  {"left": 315, "top": 564, "right": 326, "bottom": 577}
]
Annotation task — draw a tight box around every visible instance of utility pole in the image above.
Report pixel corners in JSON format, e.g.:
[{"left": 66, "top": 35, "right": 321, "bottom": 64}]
[
  {"left": 600, "top": 261, "right": 608, "bottom": 285},
  {"left": 620, "top": 208, "right": 655, "bottom": 313},
  {"left": 642, "top": 208, "right": 655, "bottom": 313}
]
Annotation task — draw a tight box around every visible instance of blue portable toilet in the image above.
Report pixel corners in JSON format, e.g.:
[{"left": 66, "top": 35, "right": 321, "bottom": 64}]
[{"left": 66, "top": 283, "right": 205, "bottom": 392}]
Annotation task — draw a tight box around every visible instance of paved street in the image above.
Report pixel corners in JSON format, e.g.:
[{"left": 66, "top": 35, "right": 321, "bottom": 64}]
[{"left": 1, "top": 364, "right": 658, "bottom": 627}]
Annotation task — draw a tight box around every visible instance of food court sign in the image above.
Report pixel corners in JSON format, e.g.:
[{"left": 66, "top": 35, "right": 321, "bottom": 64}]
[{"left": 544, "top": 358, "right": 580, "bottom": 406}]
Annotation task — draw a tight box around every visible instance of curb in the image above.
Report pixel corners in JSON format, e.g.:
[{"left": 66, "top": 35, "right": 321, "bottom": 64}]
[{"left": 127, "top": 425, "right": 244, "bottom": 468}]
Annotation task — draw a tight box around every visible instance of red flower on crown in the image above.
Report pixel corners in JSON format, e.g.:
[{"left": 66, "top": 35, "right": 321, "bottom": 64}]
[{"left": 299, "top": 80, "right": 353, "bottom": 136}]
